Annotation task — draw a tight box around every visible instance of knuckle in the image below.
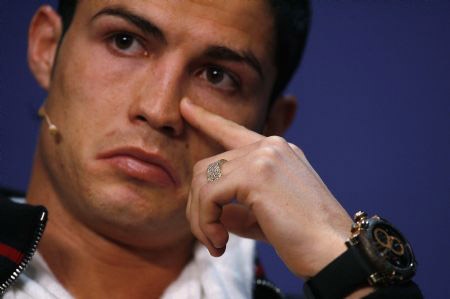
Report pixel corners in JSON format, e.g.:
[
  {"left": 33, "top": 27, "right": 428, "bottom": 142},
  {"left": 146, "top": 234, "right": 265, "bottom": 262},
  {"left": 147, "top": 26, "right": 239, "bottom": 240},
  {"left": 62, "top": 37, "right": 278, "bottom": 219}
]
[
  {"left": 259, "top": 144, "right": 281, "bottom": 160},
  {"left": 265, "top": 135, "right": 287, "bottom": 147},
  {"left": 259, "top": 136, "right": 289, "bottom": 158},
  {"left": 287, "top": 142, "right": 298, "bottom": 150},
  {"left": 288, "top": 142, "right": 305, "bottom": 157},
  {"left": 258, "top": 137, "right": 287, "bottom": 160},
  {"left": 253, "top": 138, "right": 288, "bottom": 176},
  {"left": 252, "top": 156, "right": 276, "bottom": 177}
]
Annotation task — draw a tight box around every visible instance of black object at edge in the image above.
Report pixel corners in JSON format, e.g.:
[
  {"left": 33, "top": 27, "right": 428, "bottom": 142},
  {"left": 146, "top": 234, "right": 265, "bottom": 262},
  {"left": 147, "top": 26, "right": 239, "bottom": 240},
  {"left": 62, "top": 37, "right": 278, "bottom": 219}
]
[{"left": 0, "top": 189, "right": 48, "bottom": 294}]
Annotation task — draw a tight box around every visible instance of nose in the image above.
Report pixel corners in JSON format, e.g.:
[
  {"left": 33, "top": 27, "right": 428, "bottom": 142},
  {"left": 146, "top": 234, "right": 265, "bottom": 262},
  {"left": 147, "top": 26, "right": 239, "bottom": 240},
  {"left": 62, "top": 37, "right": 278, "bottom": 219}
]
[{"left": 128, "top": 56, "right": 185, "bottom": 137}]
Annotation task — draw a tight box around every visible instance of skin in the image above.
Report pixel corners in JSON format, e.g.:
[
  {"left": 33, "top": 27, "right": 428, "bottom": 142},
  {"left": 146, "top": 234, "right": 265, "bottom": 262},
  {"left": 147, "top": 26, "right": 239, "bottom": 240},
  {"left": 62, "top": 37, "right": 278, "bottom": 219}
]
[{"left": 26, "top": 0, "right": 372, "bottom": 298}]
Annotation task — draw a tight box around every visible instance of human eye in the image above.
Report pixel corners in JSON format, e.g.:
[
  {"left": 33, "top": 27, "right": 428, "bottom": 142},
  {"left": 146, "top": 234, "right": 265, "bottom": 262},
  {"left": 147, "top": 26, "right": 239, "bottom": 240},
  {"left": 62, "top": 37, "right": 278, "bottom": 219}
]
[
  {"left": 107, "top": 32, "right": 147, "bottom": 57},
  {"left": 197, "top": 65, "right": 241, "bottom": 93}
]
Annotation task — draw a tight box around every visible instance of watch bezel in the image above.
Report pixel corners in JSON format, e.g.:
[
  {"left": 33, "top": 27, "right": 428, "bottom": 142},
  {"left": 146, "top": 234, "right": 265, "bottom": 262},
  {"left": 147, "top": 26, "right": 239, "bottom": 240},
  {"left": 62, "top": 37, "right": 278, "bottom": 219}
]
[{"left": 358, "top": 216, "right": 417, "bottom": 285}]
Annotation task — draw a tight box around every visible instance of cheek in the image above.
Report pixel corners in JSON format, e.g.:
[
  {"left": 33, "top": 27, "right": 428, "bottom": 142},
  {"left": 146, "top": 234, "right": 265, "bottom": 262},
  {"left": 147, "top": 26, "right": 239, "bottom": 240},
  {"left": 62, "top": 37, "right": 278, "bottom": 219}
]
[
  {"left": 59, "top": 41, "right": 139, "bottom": 106},
  {"left": 53, "top": 38, "right": 146, "bottom": 142}
]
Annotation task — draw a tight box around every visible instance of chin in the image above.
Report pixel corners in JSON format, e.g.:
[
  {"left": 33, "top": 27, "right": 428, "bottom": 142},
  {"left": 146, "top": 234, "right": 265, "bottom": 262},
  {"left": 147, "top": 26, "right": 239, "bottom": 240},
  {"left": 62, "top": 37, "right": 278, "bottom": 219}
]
[
  {"left": 92, "top": 180, "right": 173, "bottom": 218},
  {"left": 76, "top": 180, "right": 190, "bottom": 246}
]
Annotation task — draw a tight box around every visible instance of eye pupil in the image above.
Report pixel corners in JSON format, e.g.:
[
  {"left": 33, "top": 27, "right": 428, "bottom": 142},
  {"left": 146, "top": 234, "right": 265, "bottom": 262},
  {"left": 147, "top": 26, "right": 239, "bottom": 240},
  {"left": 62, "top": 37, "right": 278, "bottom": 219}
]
[
  {"left": 115, "top": 34, "right": 133, "bottom": 50},
  {"left": 206, "top": 67, "right": 224, "bottom": 84}
]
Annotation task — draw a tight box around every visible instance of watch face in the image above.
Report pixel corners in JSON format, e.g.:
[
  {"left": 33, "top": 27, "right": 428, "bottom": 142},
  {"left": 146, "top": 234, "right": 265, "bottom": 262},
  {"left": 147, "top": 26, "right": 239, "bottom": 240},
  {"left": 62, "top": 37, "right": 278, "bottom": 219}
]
[{"left": 371, "top": 222, "right": 413, "bottom": 270}]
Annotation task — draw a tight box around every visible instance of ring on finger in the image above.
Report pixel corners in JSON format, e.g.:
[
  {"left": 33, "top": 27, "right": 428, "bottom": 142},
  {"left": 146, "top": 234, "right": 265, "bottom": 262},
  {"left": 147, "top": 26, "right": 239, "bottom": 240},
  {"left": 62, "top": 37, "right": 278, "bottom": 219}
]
[{"left": 207, "top": 159, "right": 228, "bottom": 182}]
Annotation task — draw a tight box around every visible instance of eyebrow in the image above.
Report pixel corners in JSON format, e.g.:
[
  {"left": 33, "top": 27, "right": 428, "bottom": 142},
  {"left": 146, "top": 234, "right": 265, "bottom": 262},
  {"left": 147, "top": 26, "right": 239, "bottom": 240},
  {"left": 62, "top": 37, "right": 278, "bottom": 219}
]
[
  {"left": 91, "top": 6, "right": 166, "bottom": 43},
  {"left": 204, "top": 46, "right": 265, "bottom": 81}
]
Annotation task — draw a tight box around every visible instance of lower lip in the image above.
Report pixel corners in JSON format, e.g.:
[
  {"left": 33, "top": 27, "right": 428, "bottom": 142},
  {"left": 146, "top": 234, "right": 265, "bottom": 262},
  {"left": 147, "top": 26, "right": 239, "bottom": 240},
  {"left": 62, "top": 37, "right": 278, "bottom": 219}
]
[{"left": 104, "top": 156, "right": 175, "bottom": 187}]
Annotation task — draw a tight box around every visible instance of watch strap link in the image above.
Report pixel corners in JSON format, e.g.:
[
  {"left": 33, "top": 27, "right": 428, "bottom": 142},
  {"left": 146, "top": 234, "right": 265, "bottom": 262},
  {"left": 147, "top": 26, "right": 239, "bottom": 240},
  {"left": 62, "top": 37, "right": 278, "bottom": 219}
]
[{"left": 303, "top": 245, "right": 374, "bottom": 299}]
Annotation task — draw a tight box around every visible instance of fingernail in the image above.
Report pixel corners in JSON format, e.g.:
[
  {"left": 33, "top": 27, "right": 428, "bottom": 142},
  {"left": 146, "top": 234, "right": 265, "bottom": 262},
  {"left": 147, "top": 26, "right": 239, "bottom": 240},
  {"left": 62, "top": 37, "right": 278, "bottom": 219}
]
[
  {"left": 211, "top": 239, "right": 225, "bottom": 250},
  {"left": 211, "top": 246, "right": 226, "bottom": 257},
  {"left": 213, "top": 244, "right": 224, "bottom": 250},
  {"left": 182, "top": 97, "right": 192, "bottom": 105}
]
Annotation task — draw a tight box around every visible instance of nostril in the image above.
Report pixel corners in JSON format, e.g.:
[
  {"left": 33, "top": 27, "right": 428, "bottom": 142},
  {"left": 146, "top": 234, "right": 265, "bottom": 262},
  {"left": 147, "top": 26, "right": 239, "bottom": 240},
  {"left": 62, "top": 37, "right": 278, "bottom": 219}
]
[
  {"left": 136, "top": 115, "right": 147, "bottom": 122},
  {"left": 133, "top": 114, "right": 181, "bottom": 136},
  {"left": 161, "top": 125, "right": 175, "bottom": 135}
]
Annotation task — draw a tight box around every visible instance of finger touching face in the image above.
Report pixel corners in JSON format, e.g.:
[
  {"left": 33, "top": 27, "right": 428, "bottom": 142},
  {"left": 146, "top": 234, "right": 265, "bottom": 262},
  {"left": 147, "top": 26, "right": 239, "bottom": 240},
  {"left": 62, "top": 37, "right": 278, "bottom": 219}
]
[{"left": 180, "top": 97, "right": 264, "bottom": 150}]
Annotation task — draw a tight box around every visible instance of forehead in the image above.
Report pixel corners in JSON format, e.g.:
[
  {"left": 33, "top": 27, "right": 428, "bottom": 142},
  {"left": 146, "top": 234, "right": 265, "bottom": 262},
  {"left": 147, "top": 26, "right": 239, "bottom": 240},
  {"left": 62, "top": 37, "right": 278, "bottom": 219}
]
[
  {"left": 75, "top": 0, "right": 276, "bottom": 72},
  {"left": 82, "top": 0, "right": 274, "bottom": 30}
]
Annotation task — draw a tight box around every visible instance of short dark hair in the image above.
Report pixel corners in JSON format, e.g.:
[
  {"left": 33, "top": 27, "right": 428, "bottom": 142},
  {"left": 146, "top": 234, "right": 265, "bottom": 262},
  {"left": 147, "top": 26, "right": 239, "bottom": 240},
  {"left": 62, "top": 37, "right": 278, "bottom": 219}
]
[{"left": 57, "top": 0, "right": 310, "bottom": 101}]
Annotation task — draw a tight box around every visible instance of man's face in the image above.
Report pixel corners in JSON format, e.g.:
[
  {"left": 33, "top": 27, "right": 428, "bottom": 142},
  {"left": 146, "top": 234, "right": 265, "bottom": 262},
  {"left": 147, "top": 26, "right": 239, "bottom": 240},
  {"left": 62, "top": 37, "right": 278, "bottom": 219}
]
[{"left": 41, "top": 0, "right": 276, "bottom": 247}]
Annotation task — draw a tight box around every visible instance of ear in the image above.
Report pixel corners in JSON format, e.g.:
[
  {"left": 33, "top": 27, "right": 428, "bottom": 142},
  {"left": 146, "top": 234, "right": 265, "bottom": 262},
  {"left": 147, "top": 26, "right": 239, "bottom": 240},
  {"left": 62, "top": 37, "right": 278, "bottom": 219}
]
[
  {"left": 28, "top": 5, "right": 62, "bottom": 90},
  {"left": 263, "top": 95, "right": 297, "bottom": 136}
]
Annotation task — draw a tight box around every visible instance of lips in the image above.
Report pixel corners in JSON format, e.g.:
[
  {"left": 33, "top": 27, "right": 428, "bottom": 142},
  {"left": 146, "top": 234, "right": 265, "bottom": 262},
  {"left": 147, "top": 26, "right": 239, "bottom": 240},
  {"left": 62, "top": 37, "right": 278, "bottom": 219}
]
[{"left": 97, "top": 147, "right": 179, "bottom": 187}]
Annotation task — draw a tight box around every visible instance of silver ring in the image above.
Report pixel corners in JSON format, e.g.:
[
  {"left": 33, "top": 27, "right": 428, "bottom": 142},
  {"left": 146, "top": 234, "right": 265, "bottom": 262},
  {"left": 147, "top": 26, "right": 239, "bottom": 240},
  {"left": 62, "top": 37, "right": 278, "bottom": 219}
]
[{"left": 207, "top": 159, "right": 228, "bottom": 182}]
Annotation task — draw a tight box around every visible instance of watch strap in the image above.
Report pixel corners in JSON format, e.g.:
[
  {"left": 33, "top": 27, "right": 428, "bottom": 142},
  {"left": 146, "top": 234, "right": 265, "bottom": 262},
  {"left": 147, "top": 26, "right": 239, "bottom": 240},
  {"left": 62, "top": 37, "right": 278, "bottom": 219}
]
[
  {"left": 303, "top": 245, "right": 374, "bottom": 299},
  {"left": 362, "top": 281, "right": 423, "bottom": 299}
]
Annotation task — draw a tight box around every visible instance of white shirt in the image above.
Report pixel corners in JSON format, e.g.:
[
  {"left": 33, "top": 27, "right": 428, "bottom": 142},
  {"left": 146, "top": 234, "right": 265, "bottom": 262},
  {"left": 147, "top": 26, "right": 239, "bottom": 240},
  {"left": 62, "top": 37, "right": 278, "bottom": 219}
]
[{"left": 4, "top": 234, "right": 255, "bottom": 299}]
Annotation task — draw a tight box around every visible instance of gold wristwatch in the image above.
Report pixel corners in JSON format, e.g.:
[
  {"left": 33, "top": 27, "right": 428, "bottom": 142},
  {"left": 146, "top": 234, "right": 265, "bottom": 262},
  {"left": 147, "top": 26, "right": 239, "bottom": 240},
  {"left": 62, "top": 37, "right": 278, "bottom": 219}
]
[{"left": 304, "top": 211, "right": 417, "bottom": 299}]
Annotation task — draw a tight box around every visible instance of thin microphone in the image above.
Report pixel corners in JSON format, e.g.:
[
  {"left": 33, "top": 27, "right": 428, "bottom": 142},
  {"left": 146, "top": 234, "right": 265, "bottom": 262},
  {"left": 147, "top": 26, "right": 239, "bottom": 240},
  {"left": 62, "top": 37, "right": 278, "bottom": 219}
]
[{"left": 38, "top": 106, "right": 59, "bottom": 137}]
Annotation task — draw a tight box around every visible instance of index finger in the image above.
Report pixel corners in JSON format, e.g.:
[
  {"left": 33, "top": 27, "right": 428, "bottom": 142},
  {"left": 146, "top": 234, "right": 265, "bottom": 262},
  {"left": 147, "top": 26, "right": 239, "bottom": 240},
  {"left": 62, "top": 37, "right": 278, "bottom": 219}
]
[{"left": 180, "top": 97, "right": 263, "bottom": 150}]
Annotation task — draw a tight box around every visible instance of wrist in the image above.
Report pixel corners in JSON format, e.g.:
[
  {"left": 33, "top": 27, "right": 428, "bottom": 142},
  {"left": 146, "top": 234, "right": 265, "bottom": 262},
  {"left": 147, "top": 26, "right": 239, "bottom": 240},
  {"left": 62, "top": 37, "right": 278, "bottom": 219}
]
[{"left": 300, "top": 232, "right": 349, "bottom": 278}]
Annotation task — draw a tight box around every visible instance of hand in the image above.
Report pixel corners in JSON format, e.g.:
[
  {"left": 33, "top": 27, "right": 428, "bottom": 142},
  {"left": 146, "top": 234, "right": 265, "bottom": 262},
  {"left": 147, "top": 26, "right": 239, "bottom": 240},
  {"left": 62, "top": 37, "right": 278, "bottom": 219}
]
[{"left": 180, "top": 98, "right": 353, "bottom": 278}]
